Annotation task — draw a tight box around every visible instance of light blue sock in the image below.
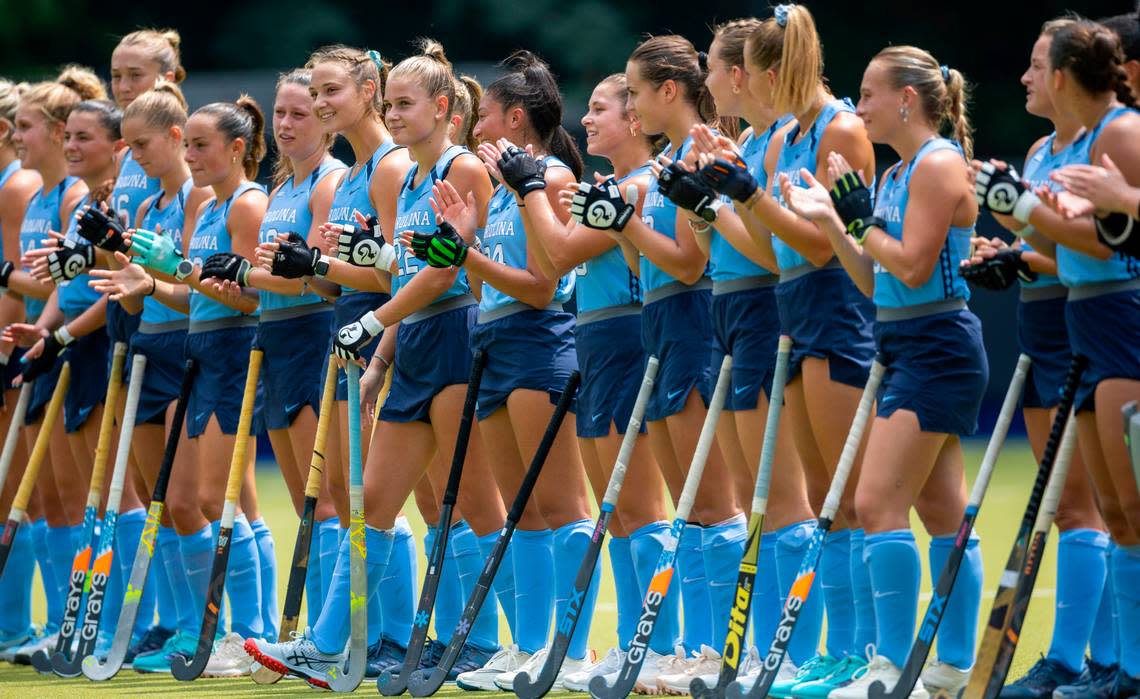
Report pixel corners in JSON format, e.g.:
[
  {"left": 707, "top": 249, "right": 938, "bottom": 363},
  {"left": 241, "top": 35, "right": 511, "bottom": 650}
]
[
  {"left": 554, "top": 519, "right": 599, "bottom": 660},
  {"left": 452, "top": 522, "right": 499, "bottom": 651},
  {"left": 69, "top": 522, "right": 86, "bottom": 551},
  {"left": 179, "top": 525, "right": 215, "bottom": 637},
  {"left": 379, "top": 516, "right": 416, "bottom": 646},
  {"left": 927, "top": 532, "right": 983, "bottom": 669},
  {"left": 608, "top": 536, "right": 638, "bottom": 651},
  {"left": 478, "top": 531, "right": 517, "bottom": 642},
  {"left": 821, "top": 529, "right": 855, "bottom": 657},
  {"left": 311, "top": 525, "right": 394, "bottom": 655},
  {"left": 0, "top": 523, "right": 34, "bottom": 634},
  {"left": 318, "top": 518, "right": 340, "bottom": 612},
  {"left": 1090, "top": 541, "right": 1117, "bottom": 667},
  {"left": 227, "top": 515, "right": 264, "bottom": 640},
  {"left": 151, "top": 528, "right": 177, "bottom": 632},
  {"left": 752, "top": 532, "right": 780, "bottom": 651},
  {"left": 850, "top": 529, "right": 876, "bottom": 652},
  {"left": 678, "top": 524, "right": 712, "bottom": 653},
  {"left": 114, "top": 509, "right": 154, "bottom": 639},
  {"left": 1047, "top": 529, "right": 1109, "bottom": 673},
  {"left": 44, "top": 525, "right": 76, "bottom": 629},
  {"left": 630, "top": 520, "right": 681, "bottom": 654},
  {"left": 427, "top": 526, "right": 456, "bottom": 643},
  {"left": 157, "top": 527, "right": 191, "bottom": 635},
  {"left": 701, "top": 514, "right": 748, "bottom": 651},
  {"left": 774, "top": 520, "right": 823, "bottom": 665},
  {"left": 249, "top": 517, "right": 278, "bottom": 641},
  {"left": 512, "top": 528, "right": 553, "bottom": 654},
  {"left": 1112, "top": 544, "right": 1140, "bottom": 676},
  {"left": 305, "top": 520, "right": 326, "bottom": 627},
  {"left": 866, "top": 529, "right": 921, "bottom": 668}
]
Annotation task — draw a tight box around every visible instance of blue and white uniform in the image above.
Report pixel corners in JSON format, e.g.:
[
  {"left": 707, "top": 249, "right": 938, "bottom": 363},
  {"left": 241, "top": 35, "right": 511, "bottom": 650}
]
[
  {"left": 256, "top": 158, "right": 343, "bottom": 430},
  {"left": 107, "top": 151, "right": 161, "bottom": 356}
]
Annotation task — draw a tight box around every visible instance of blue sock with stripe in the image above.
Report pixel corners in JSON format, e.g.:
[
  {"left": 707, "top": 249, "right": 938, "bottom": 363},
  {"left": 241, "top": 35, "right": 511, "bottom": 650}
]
[
  {"left": 927, "top": 531, "right": 983, "bottom": 669},
  {"left": 608, "top": 536, "right": 638, "bottom": 651},
  {"left": 774, "top": 520, "right": 823, "bottom": 665},
  {"left": 0, "top": 523, "right": 33, "bottom": 635},
  {"left": 678, "top": 524, "right": 712, "bottom": 653},
  {"left": 850, "top": 529, "right": 876, "bottom": 652},
  {"left": 318, "top": 518, "right": 340, "bottom": 612},
  {"left": 1048, "top": 529, "right": 1109, "bottom": 673},
  {"left": 511, "top": 528, "right": 553, "bottom": 654},
  {"left": 306, "top": 520, "right": 326, "bottom": 627},
  {"left": 866, "top": 529, "right": 920, "bottom": 668},
  {"left": 311, "top": 525, "right": 393, "bottom": 655},
  {"left": 630, "top": 520, "right": 681, "bottom": 654},
  {"left": 821, "top": 528, "right": 855, "bottom": 657},
  {"left": 152, "top": 526, "right": 180, "bottom": 632},
  {"left": 554, "top": 519, "right": 599, "bottom": 660},
  {"left": 452, "top": 521, "right": 499, "bottom": 651},
  {"left": 752, "top": 532, "right": 780, "bottom": 650},
  {"left": 249, "top": 517, "right": 278, "bottom": 641},
  {"left": 701, "top": 514, "right": 748, "bottom": 651},
  {"left": 478, "top": 531, "right": 517, "bottom": 642},
  {"left": 115, "top": 509, "right": 155, "bottom": 640},
  {"left": 378, "top": 516, "right": 416, "bottom": 646},
  {"left": 226, "top": 515, "right": 264, "bottom": 639},
  {"left": 1112, "top": 544, "right": 1140, "bottom": 676},
  {"left": 157, "top": 527, "right": 192, "bottom": 635},
  {"left": 1090, "top": 541, "right": 1117, "bottom": 667},
  {"left": 179, "top": 525, "right": 215, "bottom": 637}
]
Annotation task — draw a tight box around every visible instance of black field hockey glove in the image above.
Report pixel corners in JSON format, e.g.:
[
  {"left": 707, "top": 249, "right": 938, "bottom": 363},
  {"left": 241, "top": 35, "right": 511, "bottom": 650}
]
[
  {"left": 570, "top": 179, "right": 637, "bottom": 232},
  {"left": 333, "top": 311, "right": 385, "bottom": 362},
  {"left": 416, "top": 222, "right": 469, "bottom": 269},
  {"left": 75, "top": 205, "right": 129, "bottom": 253},
  {"left": 960, "top": 248, "right": 1036, "bottom": 291},
  {"left": 199, "top": 252, "right": 253, "bottom": 287},
  {"left": 1095, "top": 212, "right": 1140, "bottom": 259},
  {"left": 498, "top": 147, "right": 547, "bottom": 197},
  {"left": 830, "top": 172, "right": 885, "bottom": 244},
  {"left": 271, "top": 233, "right": 327, "bottom": 279},
  {"left": 21, "top": 329, "right": 71, "bottom": 383},
  {"left": 975, "top": 163, "right": 1040, "bottom": 225},
  {"left": 0, "top": 261, "right": 15, "bottom": 295},
  {"left": 47, "top": 238, "right": 96, "bottom": 283},
  {"left": 657, "top": 162, "right": 723, "bottom": 222},
  {"left": 701, "top": 154, "right": 758, "bottom": 204},
  {"left": 337, "top": 215, "right": 397, "bottom": 270}
]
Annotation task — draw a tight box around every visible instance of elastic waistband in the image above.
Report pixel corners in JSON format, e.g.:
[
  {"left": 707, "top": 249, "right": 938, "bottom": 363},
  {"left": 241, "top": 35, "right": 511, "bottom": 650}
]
[
  {"left": 779, "top": 258, "right": 842, "bottom": 284},
  {"left": 188, "top": 315, "right": 258, "bottom": 334},
  {"left": 478, "top": 301, "right": 563, "bottom": 324},
  {"left": 577, "top": 303, "right": 641, "bottom": 326},
  {"left": 1067, "top": 277, "right": 1140, "bottom": 301},
  {"left": 1019, "top": 285, "right": 1069, "bottom": 303},
  {"left": 876, "top": 298, "right": 967, "bottom": 322},
  {"left": 644, "top": 278, "right": 712, "bottom": 305},
  {"left": 405, "top": 294, "right": 476, "bottom": 324},
  {"left": 259, "top": 302, "right": 331, "bottom": 324},
  {"left": 712, "top": 275, "right": 778, "bottom": 296},
  {"left": 139, "top": 319, "right": 189, "bottom": 335}
]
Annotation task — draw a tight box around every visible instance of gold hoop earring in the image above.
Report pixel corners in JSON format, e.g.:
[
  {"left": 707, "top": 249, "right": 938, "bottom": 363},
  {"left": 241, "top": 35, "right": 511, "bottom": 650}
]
[{"left": 732, "top": 86, "right": 741, "bottom": 94}]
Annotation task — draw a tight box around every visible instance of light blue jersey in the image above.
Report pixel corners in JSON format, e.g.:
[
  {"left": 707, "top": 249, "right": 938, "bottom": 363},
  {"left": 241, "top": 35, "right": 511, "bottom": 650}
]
[
  {"left": 187, "top": 181, "right": 265, "bottom": 322},
  {"left": 328, "top": 140, "right": 400, "bottom": 295},
  {"left": 575, "top": 165, "right": 649, "bottom": 316},
  {"left": 138, "top": 180, "right": 193, "bottom": 326},
  {"left": 393, "top": 145, "right": 470, "bottom": 301},
  {"left": 259, "top": 157, "right": 345, "bottom": 312},
  {"left": 1057, "top": 106, "right": 1140, "bottom": 287},
  {"left": 1020, "top": 132, "right": 1086, "bottom": 289},
  {"left": 640, "top": 137, "right": 710, "bottom": 294},
  {"left": 772, "top": 99, "right": 854, "bottom": 273},
  {"left": 872, "top": 138, "right": 972, "bottom": 308},
  {"left": 111, "top": 149, "right": 160, "bottom": 228},
  {"left": 57, "top": 193, "right": 103, "bottom": 319},
  {"left": 20, "top": 177, "right": 79, "bottom": 320},
  {"left": 479, "top": 155, "right": 576, "bottom": 314}
]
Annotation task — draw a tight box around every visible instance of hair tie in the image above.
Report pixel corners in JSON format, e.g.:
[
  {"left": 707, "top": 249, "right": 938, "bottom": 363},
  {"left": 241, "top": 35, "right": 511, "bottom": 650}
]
[
  {"left": 367, "top": 50, "right": 385, "bottom": 70},
  {"left": 940, "top": 64, "right": 950, "bottom": 82},
  {"left": 774, "top": 4, "right": 793, "bottom": 27},
  {"left": 697, "top": 51, "right": 709, "bottom": 71}
]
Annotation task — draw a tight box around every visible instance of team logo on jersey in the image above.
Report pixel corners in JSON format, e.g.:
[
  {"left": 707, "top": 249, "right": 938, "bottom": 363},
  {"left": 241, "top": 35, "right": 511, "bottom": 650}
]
[{"left": 586, "top": 200, "right": 618, "bottom": 228}]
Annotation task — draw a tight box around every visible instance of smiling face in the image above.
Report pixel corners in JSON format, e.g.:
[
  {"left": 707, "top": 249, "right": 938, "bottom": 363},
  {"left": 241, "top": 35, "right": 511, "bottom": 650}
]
[
  {"left": 384, "top": 75, "right": 446, "bottom": 147},
  {"left": 855, "top": 60, "right": 902, "bottom": 145},
  {"left": 623, "top": 60, "right": 672, "bottom": 136},
  {"left": 309, "top": 61, "right": 374, "bottom": 136},
  {"left": 63, "top": 110, "right": 118, "bottom": 180},
  {"left": 472, "top": 93, "right": 511, "bottom": 145},
  {"left": 122, "top": 115, "right": 181, "bottom": 179},
  {"left": 12, "top": 105, "right": 61, "bottom": 171},
  {"left": 705, "top": 38, "right": 743, "bottom": 118},
  {"left": 582, "top": 82, "right": 635, "bottom": 159},
  {"left": 111, "top": 45, "right": 165, "bottom": 109},
  {"left": 273, "top": 82, "right": 325, "bottom": 164},
  {"left": 183, "top": 113, "right": 241, "bottom": 187}
]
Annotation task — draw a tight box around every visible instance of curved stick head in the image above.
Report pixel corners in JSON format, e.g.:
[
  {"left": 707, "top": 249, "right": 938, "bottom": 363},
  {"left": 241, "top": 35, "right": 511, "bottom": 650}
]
[
  {"left": 513, "top": 663, "right": 555, "bottom": 699},
  {"left": 29, "top": 649, "right": 54, "bottom": 674},
  {"left": 407, "top": 667, "right": 446, "bottom": 697},
  {"left": 724, "top": 678, "right": 751, "bottom": 699},
  {"left": 689, "top": 675, "right": 725, "bottom": 699},
  {"left": 588, "top": 670, "right": 629, "bottom": 699},
  {"left": 867, "top": 679, "right": 894, "bottom": 699},
  {"left": 377, "top": 668, "right": 409, "bottom": 695},
  {"left": 81, "top": 652, "right": 119, "bottom": 681},
  {"left": 51, "top": 650, "right": 86, "bottom": 678},
  {"left": 169, "top": 649, "right": 207, "bottom": 680}
]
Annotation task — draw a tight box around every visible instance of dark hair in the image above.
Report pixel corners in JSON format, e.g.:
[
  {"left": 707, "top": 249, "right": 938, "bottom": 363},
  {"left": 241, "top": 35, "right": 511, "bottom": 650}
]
[
  {"left": 71, "top": 99, "right": 122, "bottom": 140},
  {"left": 485, "top": 50, "right": 583, "bottom": 179},
  {"left": 193, "top": 95, "right": 267, "bottom": 179},
  {"left": 1100, "top": 12, "right": 1140, "bottom": 61},
  {"left": 629, "top": 35, "right": 737, "bottom": 139},
  {"left": 1050, "top": 19, "right": 1136, "bottom": 107}
]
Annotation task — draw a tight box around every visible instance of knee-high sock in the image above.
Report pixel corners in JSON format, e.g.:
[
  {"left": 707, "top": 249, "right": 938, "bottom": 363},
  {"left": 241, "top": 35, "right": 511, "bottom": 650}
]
[
  {"left": 1047, "top": 529, "right": 1109, "bottom": 673},
  {"left": 151, "top": 538, "right": 177, "bottom": 632},
  {"left": 927, "top": 532, "right": 983, "bottom": 670},
  {"left": 179, "top": 525, "right": 215, "bottom": 638},
  {"left": 608, "top": 536, "right": 638, "bottom": 651},
  {"left": 752, "top": 532, "right": 780, "bottom": 651},
  {"left": 113, "top": 509, "right": 154, "bottom": 640},
  {"left": 630, "top": 521, "right": 681, "bottom": 654},
  {"left": 305, "top": 521, "right": 325, "bottom": 631},
  {"left": 45, "top": 525, "right": 79, "bottom": 630},
  {"left": 866, "top": 529, "right": 920, "bottom": 668},
  {"left": 1090, "top": 541, "right": 1117, "bottom": 667},
  {"left": 0, "top": 523, "right": 34, "bottom": 635},
  {"left": 311, "top": 525, "right": 394, "bottom": 655},
  {"left": 378, "top": 516, "right": 416, "bottom": 646},
  {"left": 157, "top": 527, "right": 193, "bottom": 635},
  {"left": 678, "top": 524, "right": 712, "bottom": 653},
  {"left": 225, "top": 515, "right": 264, "bottom": 640},
  {"left": 452, "top": 522, "right": 499, "bottom": 652},
  {"left": 701, "top": 514, "right": 748, "bottom": 651},
  {"left": 850, "top": 529, "right": 876, "bottom": 653},
  {"left": 478, "top": 531, "right": 517, "bottom": 643},
  {"left": 427, "top": 526, "right": 458, "bottom": 644},
  {"left": 774, "top": 520, "right": 823, "bottom": 665},
  {"left": 512, "top": 528, "right": 554, "bottom": 654},
  {"left": 249, "top": 517, "right": 278, "bottom": 642},
  {"left": 821, "top": 529, "right": 855, "bottom": 657},
  {"left": 318, "top": 518, "right": 340, "bottom": 615},
  {"left": 1112, "top": 544, "right": 1140, "bottom": 676},
  {"left": 553, "top": 519, "right": 599, "bottom": 660}
]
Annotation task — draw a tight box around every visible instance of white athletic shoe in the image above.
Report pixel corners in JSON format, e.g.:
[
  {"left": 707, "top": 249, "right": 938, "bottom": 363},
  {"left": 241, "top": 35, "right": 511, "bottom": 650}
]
[
  {"left": 204, "top": 632, "right": 253, "bottom": 677},
  {"left": 656, "top": 644, "right": 723, "bottom": 695},
  {"left": 828, "top": 654, "right": 930, "bottom": 699},
  {"left": 245, "top": 629, "right": 345, "bottom": 682},
  {"left": 456, "top": 644, "right": 529, "bottom": 691},
  {"left": 564, "top": 648, "right": 626, "bottom": 692},
  {"left": 494, "top": 647, "right": 594, "bottom": 691},
  {"left": 13, "top": 631, "right": 56, "bottom": 665},
  {"left": 634, "top": 646, "right": 686, "bottom": 695},
  {"left": 919, "top": 660, "right": 970, "bottom": 697}
]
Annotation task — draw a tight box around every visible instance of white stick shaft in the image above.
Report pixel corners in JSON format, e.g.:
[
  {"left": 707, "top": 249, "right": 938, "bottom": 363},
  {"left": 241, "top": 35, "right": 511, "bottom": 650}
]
[
  {"left": 674, "top": 356, "right": 733, "bottom": 522},
  {"left": 967, "top": 354, "right": 1031, "bottom": 507},
  {"left": 820, "top": 360, "right": 885, "bottom": 520},
  {"left": 601, "top": 356, "right": 660, "bottom": 506},
  {"left": 0, "top": 383, "right": 31, "bottom": 490},
  {"left": 104, "top": 355, "right": 147, "bottom": 514},
  {"left": 751, "top": 336, "right": 793, "bottom": 513},
  {"left": 1032, "top": 413, "right": 1078, "bottom": 534}
]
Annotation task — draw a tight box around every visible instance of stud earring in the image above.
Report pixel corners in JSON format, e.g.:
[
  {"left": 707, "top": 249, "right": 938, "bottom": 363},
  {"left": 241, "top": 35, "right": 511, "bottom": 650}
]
[
  {"left": 899, "top": 105, "right": 910, "bottom": 123},
  {"left": 733, "top": 86, "right": 741, "bottom": 94}
]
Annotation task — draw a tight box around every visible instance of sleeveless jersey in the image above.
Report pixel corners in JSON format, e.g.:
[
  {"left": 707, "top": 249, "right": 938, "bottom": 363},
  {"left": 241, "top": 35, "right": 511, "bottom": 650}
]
[
  {"left": 328, "top": 140, "right": 400, "bottom": 294},
  {"left": 138, "top": 180, "right": 194, "bottom": 325},
  {"left": 575, "top": 165, "right": 649, "bottom": 314},
  {"left": 187, "top": 181, "right": 265, "bottom": 322},
  {"left": 57, "top": 193, "right": 104, "bottom": 318},
  {"left": 111, "top": 149, "right": 160, "bottom": 228},
  {"left": 640, "top": 136, "right": 708, "bottom": 293},
  {"left": 20, "top": 177, "right": 79, "bottom": 320},
  {"left": 1019, "top": 132, "right": 1086, "bottom": 289}
]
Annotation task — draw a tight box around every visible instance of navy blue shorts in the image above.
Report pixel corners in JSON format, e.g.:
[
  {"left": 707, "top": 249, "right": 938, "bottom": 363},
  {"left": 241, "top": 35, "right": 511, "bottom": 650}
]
[
  {"left": 469, "top": 309, "right": 577, "bottom": 421},
  {"left": 129, "top": 329, "right": 188, "bottom": 425},
  {"left": 257, "top": 309, "right": 333, "bottom": 430},
  {"left": 332, "top": 293, "right": 389, "bottom": 401},
  {"left": 184, "top": 326, "right": 257, "bottom": 438},
  {"left": 24, "top": 329, "right": 109, "bottom": 432},
  {"left": 106, "top": 302, "right": 142, "bottom": 380},
  {"left": 775, "top": 268, "right": 875, "bottom": 388},
  {"left": 874, "top": 309, "right": 988, "bottom": 436},
  {"left": 1065, "top": 288, "right": 1140, "bottom": 413},
  {"left": 1017, "top": 295, "right": 1071, "bottom": 410},
  {"left": 641, "top": 290, "right": 712, "bottom": 422},
  {"left": 712, "top": 286, "right": 781, "bottom": 411},
  {"left": 576, "top": 313, "right": 647, "bottom": 438},
  {"left": 26, "top": 356, "right": 62, "bottom": 427},
  {"left": 380, "top": 304, "right": 476, "bottom": 424},
  {"left": 3, "top": 347, "right": 25, "bottom": 391}
]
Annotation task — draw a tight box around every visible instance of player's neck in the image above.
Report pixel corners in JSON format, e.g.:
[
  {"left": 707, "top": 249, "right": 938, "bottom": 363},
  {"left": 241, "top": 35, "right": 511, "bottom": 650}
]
[
  {"left": 1050, "top": 113, "right": 1083, "bottom": 149},
  {"left": 742, "top": 105, "right": 778, "bottom": 136},
  {"left": 0, "top": 148, "right": 15, "bottom": 172},
  {"left": 408, "top": 132, "right": 452, "bottom": 180},
  {"left": 159, "top": 161, "right": 191, "bottom": 197},
  {"left": 891, "top": 125, "right": 939, "bottom": 164},
  {"left": 80, "top": 162, "right": 117, "bottom": 195},
  {"left": 36, "top": 157, "right": 68, "bottom": 191},
  {"left": 344, "top": 118, "right": 386, "bottom": 167},
  {"left": 608, "top": 142, "right": 651, "bottom": 180},
  {"left": 1068, "top": 90, "right": 1119, "bottom": 131},
  {"left": 210, "top": 168, "right": 245, "bottom": 202},
  {"left": 663, "top": 109, "right": 702, "bottom": 153},
  {"left": 289, "top": 146, "right": 327, "bottom": 185}
]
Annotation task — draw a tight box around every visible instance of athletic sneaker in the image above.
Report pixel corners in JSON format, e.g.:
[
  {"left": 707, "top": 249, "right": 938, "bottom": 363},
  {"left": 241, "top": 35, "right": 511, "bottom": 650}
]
[
  {"left": 204, "top": 632, "right": 253, "bottom": 677},
  {"left": 443, "top": 643, "right": 498, "bottom": 681},
  {"left": 830, "top": 654, "right": 930, "bottom": 699},
  {"left": 419, "top": 639, "right": 447, "bottom": 670},
  {"left": 13, "top": 631, "right": 57, "bottom": 665},
  {"left": 656, "top": 644, "right": 723, "bottom": 695},
  {"left": 133, "top": 630, "right": 198, "bottom": 674},
  {"left": 564, "top": 648, "right": 626, "bottom": 692},
  {"left": 791, "top": 652, "right": 868, "bottom": 698},
  {"left": 0, "top": 627, "right": 34, "bottom": 663},
  {"left": 126, "top": 626, "right": 174, "bottom": 665},
  {"left": 1053, "top": 662, "right": 1126, "bottom": 699},
  {"left": 244, "top": 629, "right": 345, "bottom": 682},
  {"left": 1003, "top": 656, "right": 1083, "bottom": 699},
  {"left": 770, "top": 654, "right": 842, "bottom": 698},
  {"left": 366, "top": 636, "right": 408, "bottom": 679},
  {"left": 635, "top": 646, "right": 686, "bottom": 695},
  {"left": 455, "top": 644, "right": 528, "bottom": 691},
  {"left": 921, "top": 659, "right": 971, "bottom": 696},
  {"left": 495, "top": 647, "right": 594, "bottom": 691}
]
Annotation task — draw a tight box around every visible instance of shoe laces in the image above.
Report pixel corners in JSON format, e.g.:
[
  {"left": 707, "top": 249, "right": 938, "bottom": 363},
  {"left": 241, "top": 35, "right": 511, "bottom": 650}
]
[
  {"left": 487, "top": 644, "right": 519, "bottom": 670},
  {"left": 827, "top": 654, "right": 866, "bottom": 678},
  {"left": 658, "top": 646, "right": 689, "bottom": 673},
  {"left": 519, "top": 648, "right": 549, "bottom": 672}
]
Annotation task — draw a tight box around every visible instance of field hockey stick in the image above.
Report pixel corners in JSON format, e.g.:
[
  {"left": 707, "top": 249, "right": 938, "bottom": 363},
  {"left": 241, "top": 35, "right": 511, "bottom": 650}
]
[
  {"left": 868, "top": 354, "right": 1032, "bottom": 699},
  {"left": 962, "top": 354, "right": 1086, "bottom": 699},
  {"left": 250, "top": 355, "right": 339, "bottom": 685},
  {"left": 0, "top": 383, "right": 32, "bottom": 496},
  {"left": 33, "top": 344, "right": 128, "bottom": 675},
  {"left": 727, "top": 358, "right": 885, "bottom": 699},
  {"left": 1124, "top": 401, "right": 1139, "bottom": 489},
  {"left": 83, "top": 358, "right": 197, "bottom": 680},
  {"left": 171, "top": 348, "right": 263, "bottom": 681},
  {"left": 590, "top": 356, "right": 734, "bottom": 699},
  {"left": 408, "top": 371, "right": 582, "bottom": 698},
  {"left": 691, "top": 338, "right": 793, "bottom": 699},
  {"left": 378, "top": 349, "right": 488, "bottom": 695},
  {"left": 0, "top": 363, "right": 71, "bottom": 577},
  {"left": 516, "top": 356, "right": 660, "bottom": 699}
]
